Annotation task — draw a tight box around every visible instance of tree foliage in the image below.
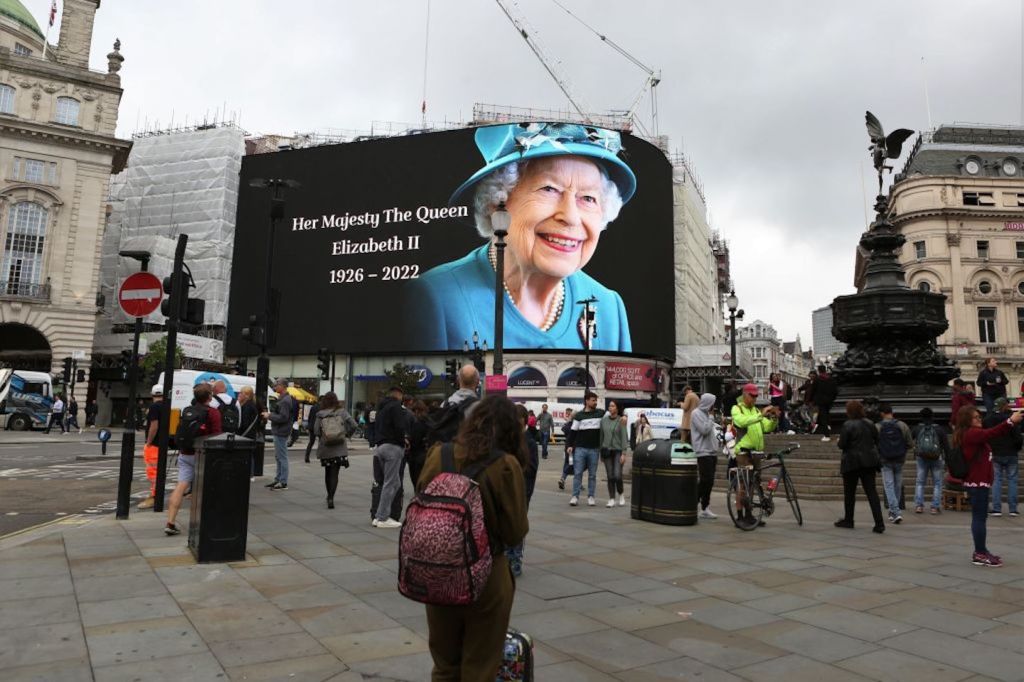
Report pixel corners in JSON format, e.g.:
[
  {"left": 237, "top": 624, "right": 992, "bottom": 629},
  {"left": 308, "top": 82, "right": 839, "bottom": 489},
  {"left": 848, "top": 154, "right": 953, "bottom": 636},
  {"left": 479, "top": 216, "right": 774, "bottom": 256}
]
[
  {"left": 142, "top": 336, "right": 184, "bottom": 379},
  {"left": 384, "top": 362, "right": 422, "bottom": 396}
]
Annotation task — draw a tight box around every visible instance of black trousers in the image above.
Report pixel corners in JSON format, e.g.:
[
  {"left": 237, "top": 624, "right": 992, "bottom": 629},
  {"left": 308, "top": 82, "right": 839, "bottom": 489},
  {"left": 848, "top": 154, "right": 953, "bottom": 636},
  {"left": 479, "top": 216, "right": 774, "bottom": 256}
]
[
  {"left": 815, "top": 402, "right": 834, "bottom": 436},
  {"left": 842, "top": 467, "right": 884, "bottom": 525},
  {"left": 697, "top": 456, "right": 717, "bottom": 510}
]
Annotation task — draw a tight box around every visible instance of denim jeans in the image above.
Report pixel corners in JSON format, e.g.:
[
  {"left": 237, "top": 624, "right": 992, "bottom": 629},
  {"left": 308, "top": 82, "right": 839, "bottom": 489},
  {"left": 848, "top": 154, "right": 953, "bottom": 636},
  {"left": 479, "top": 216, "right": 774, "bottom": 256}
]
[
  {"left": 273, "top": 434, "right": 289, "bottom": 484},
  {"left": 373, "top": 443, "right": 405, "bottom": 522},
  {"left": 991, "top": 458, "right": 1019, "bottom": 514},
  {"left": 572, "top": 447, "right": 600, "bottom": 498},
  {"left": 601, "top": 450, "right": 624, "bottom": 497},
  {"left": 881, "top": 461, "right": 904, "bottom": 514},
  {"left": 539, "top": 430, "right": 549, "bottom": 459},
  {"left": 914, "top": 457, "right": 944, "bottom": 509},
  {"left": 966, "top": 486, "right": 990, "bottom": 554}
]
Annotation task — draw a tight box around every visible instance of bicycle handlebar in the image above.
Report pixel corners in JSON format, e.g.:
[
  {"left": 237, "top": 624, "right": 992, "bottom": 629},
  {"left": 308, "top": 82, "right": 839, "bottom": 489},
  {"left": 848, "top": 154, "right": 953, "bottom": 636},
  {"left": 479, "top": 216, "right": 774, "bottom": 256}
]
[{"left": 766, "top": 443, "right": 800, "bottom": 459}]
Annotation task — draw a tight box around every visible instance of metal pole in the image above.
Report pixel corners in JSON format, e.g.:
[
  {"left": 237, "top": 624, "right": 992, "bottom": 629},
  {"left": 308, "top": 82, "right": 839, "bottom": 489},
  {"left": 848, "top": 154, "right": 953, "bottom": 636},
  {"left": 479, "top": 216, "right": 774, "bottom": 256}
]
[
  {"left": 330, "top": 352, "right": 336, "bottom": 393},
  {"left": 154, "top": 235, "right": 187, "bottom": 513},
  {"left": 584, "top": 300, "right": 591, "bottom": 400},
  {"left": 493, "top": 228, "right": 507, "bottom": 377},
  {"left": 730, "top": 309, "right": 737, "bottom": 384},
  {"left": 115, "top": 313, "right": 143, "bottom": 519}
]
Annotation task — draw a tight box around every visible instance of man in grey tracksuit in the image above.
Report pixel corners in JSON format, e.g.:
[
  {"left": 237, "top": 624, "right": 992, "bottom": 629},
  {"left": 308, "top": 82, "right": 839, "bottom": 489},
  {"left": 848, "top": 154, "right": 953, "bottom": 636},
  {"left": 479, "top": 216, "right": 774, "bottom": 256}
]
[{"left": 690, "top": 393, "right": 720, "bottom": 519}]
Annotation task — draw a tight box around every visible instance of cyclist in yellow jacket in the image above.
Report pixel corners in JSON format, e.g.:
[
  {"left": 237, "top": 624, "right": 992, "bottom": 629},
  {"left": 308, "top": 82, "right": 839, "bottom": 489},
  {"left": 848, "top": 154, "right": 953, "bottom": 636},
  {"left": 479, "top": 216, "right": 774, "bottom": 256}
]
[{"left": 731, "top": 383, "right": 779, "bottom": 525}]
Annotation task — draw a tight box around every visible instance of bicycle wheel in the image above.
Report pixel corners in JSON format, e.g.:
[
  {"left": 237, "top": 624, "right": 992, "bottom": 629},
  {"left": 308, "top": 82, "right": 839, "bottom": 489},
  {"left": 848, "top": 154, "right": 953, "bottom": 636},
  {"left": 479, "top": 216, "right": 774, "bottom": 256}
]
[
  {"left": 783, "top": 470, "right": 803, "bottom": 526},
  {"left": 726, "top": 468, "right": 759, "bottom": 531}
]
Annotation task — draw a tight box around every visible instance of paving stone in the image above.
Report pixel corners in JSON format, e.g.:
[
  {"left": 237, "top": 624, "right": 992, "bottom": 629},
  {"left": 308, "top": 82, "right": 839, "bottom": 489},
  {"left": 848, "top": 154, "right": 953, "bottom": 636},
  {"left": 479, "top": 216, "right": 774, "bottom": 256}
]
[
  {"left": 689, "top": 576, "right": 774, "bottom": 602},
  {"left": 995, "top": 611, "right": 1024, "bottom": 627},
  {"left": 732, "top": 652, "right": 875, "bottom": 681},
  {"left": 743, "top": 593, "right": 818, "bottom": 614},
  {"left": 347, "top": 651, "right": 434, "bottom": 681},
  {"left": 597, "top": 576, "right": 670, "bottom": 594},
  {"left": 969, "top": 624, "right": 1024, "bottom": 654},
  {"left": 731, "top": 568, "right": 807, "bottom": 588},
  {"left": 515, "top": 570, "right": 601, "bottom": 599},
  {"left": 678, "top": 597, "right": 782, "bottom": 631},
  {"left": 0, "top": 620, "right": 88, "bottom": 668},
  {"left": 868, "top": 601, "right": 1002, "bottom": 638},
  {"left": 894, "top": 586, "right": 1021, "bottom": 619},
  {"left": 583, "top": 603, "right": 685, "bottom": 631},
  {"left": 361, "top": 588, "right": 432, "bottom": 620},
  {"left": 80, "top": 594, "right": 183, "bottom": 627},
  {"left": 208, "top": 631, "right": 329, "bottom": 667},
  {"left": 69, "top": 555, "right": 153, "bottom": 579},
  {"left": 84, "top": 616, "right": 206, "bottom": 667},
  {"left": 545, "top": 627, "right": 679, "bottom": 672},
  {"left": 326, "top": 568, "right": 399, "bottom": 595},
  {"left": 534, "top": 659, "right": 621, "bottom": 681},
  {"left": 614, "top": 655, "right": 745, "bottom": 681},
  {"left": 319, "top": 626, "right": 428, "bottom": 663},
  {"left": 74, "top": 572, "right": 167, "bottom": 603},
  {"left": 836, "top": 575, "right": 916, "bottom": 592},
  {"left": 224, "top": 653, "right": 347, "bottom": 681},
  {"left": 778, "top": 579, "right": 904, "bottom": 611},
  {"left": 0, "top": 656, "right": 93, "bottom": 682},
  {"left": 510, "top": 608, "right": 609, "bottom": 640},
  {"left": 288, "top": 600, "right": 402, "bottom": 638},
  {"left": 164, "top": 574, "right": 268, "bottom": 609},
  {"left": 93, "top": 651, "right": 226, "bottom": 681},
  {"left": 545, "top": 589, "right": 637, "bottom": 612},
  {"left": 633, "top": 621, "right": 786, "bottom": 670},
  {"left": 736, "top": 620, "right": 878, "bottom": 662},
  {"left": 186, "top": 602, "right": 303, "bottom": 644},
  {"left": 543, "top": 559, "right": 634, "bottom": 583},
  {"left": 0, "top": 594, "right": 80, "bottom": 629},
  {"left": 234, "top": 563, "right": 328, "bottom": 589},
  {"left": 835, "top": 648, "right": 974, "bottom": 682},
  {"left": 0, "top": 555, "right": 69, "bottom": 580},
  {"left": 886, "top": 628, "right": 1024, "bottom": 682},
  {"left": 0, "top": 572, "right": 74, "bottom": 601},
  {"left": 784, "top": 603, "right": 918, "bottom": 642},
  {"left": 630, "top": 586, "right": 704, "bottom": 606}
]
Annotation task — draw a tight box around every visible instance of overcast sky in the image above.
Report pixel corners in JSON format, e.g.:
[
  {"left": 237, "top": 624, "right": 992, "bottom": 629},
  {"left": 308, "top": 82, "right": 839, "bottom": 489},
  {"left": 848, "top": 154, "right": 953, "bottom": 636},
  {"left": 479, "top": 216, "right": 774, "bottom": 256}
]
[{"left": 24, "top": 0, "right": 1022, "bottom": 347}]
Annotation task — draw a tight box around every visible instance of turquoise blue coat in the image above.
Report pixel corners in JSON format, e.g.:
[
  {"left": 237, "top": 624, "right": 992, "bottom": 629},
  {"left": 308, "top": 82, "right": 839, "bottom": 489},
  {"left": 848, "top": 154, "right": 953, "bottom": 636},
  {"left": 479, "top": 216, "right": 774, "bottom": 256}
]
[{"left": 409, "top": 245, "right": 632, "bottom": 352}]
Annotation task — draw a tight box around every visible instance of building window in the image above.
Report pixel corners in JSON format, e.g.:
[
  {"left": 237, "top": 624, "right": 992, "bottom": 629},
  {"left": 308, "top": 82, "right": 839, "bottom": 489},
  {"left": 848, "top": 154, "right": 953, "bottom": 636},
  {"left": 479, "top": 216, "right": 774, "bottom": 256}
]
[
  {"left": 963, "top": 191, "right": 996, "bottom": 206},
  {"left": 1018, "top": 281, "right": 1024, "bottom": 296},
  {"left": 978, "top": 307, "right": 997, "bottom": 343},
  {"left": 977, "top": 240, "right": 989, "bottom": 259},
  {"left": 914, "top": 241, "right": 926, "bottom": 259},
  {"left": 1, "top": 202, "right": 48, "bottom": 288},
  {"left": 12, "top": 157, "right": 57, "bottom": 185},
  {"left": 1019, "top": 308, "right": 1024, "bottom": 339},
  {"left": 54, "top": 97, "right": 80, "bottom": 126},
  {"left": 0, "top": 84, "right": 13, "bottom": 114},
  {"left": 754, "top": 366, "right": 766, "bottom": 379},
  {"left": 1017, "top": 242, "right": 1024, "bottom": 259},
  {"left": 978, "top": 280, "right": 993, "bottom": 294},
  {"left": 917, "top": 281, "right": 931, "bottom": 292},
  {"left": 13, "top": 43, "right": 32, "bottom": 56}
]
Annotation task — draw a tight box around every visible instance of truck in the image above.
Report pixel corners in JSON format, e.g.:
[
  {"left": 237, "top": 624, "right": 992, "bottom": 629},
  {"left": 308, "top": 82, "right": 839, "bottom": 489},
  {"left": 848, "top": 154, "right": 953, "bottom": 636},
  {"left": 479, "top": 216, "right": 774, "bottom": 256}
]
[{"left": 0, "top": 368, "right": 54, "bottom": 431}]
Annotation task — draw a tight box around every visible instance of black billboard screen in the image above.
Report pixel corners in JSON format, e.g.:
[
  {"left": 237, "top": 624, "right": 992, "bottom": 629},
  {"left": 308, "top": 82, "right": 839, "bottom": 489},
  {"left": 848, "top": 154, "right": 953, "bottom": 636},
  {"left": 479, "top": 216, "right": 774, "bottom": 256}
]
[{"left": 226, "top": 123, "right": 674, "bottom": 357}]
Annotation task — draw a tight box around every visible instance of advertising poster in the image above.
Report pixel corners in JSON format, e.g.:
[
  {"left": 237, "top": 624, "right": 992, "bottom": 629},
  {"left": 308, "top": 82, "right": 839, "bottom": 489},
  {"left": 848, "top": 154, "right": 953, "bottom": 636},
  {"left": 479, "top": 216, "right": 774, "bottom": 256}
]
[{"left": 226, "top": 123, "right": 674, "bottom": 357}]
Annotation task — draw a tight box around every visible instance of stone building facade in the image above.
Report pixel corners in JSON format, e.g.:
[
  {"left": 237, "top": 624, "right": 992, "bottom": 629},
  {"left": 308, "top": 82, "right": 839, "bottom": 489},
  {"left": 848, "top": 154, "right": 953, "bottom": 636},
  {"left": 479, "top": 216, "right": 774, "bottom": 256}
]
[
  {"left": 0, "top": 0, "right": 129, "bottom": 387},
  {"left": 886, "top": 124, "right": 1024, "bottom": 393}
]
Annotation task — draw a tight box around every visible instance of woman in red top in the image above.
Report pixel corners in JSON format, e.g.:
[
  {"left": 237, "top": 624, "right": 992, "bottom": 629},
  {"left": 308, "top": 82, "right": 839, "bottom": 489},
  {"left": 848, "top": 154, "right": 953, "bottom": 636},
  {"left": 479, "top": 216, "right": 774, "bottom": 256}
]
[{"left": 952, "top": 405, "right": 1023, "bottom": 567}]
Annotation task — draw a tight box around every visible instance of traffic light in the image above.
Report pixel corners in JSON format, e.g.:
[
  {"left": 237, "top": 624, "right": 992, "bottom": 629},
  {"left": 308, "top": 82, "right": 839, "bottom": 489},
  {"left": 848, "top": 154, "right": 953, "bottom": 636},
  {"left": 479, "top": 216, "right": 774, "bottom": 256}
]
[
  {"left": 76, "top": 369, "right": 86, "bottom": 383},
  {"left": 62, "top": 357, "right": 73, "bottom": 386},
  {"left": 184, "top": 297, "right": 205, "bottom": 327},
  {"left": 241, "top": 314, "right": 264, "bottom": 345},
  {"left": 118, "top": 350, "right": 133, "bottom": 381},
  {"left": 316, "top": 348, "right": 331, "bottom": 380},
  {"left": 231, "top": 359, "right": 246, "bottom": 376},
  {"left": 445, "top": 358, "right": 458, "bottom": 388},
  {"left": 161, "top": 272, "right": 188, "bottom": 319}
]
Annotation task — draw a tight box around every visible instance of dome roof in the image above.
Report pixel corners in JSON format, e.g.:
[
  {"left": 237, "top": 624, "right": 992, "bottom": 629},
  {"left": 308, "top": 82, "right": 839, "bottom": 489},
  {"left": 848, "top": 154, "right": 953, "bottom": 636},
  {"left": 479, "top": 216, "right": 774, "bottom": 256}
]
[{"left": 0, "top": 0, "right": 44, "bottom": 41}]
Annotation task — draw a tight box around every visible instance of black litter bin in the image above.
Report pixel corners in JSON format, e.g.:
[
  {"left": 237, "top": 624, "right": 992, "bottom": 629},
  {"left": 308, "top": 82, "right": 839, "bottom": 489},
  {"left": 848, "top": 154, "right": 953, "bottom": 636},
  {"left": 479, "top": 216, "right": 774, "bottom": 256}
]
[
  {"left": 630, "top": 439, "right": 698, "bottom": 526},
  {"left": 188, "top": 432, "right": 256, "bottom": 563}
]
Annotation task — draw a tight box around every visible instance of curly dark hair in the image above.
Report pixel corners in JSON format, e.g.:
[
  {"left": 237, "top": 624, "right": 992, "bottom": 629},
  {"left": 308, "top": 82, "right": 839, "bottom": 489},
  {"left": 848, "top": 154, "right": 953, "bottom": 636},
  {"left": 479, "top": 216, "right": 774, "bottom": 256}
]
[{"left": 455, "top": 395, "right": 527, "bottom": 468}]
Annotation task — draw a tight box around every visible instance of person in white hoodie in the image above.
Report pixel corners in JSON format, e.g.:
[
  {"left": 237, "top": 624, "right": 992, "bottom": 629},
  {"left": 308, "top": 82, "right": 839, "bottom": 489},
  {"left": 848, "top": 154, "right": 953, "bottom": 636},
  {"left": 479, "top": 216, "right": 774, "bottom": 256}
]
[{"left": 690, "top": 393, "right": 720, "bottom": 519}]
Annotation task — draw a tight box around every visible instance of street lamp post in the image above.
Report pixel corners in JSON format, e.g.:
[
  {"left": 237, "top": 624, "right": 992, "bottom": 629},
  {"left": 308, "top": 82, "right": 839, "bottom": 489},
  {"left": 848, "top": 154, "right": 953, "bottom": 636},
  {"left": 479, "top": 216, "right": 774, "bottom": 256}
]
[
  {"left": 491, "top": 207, "right": 510, "bottom": 378},
  {"left": 577, "top": 296, "right": 597, "bottom": 399},
  {"left": 726, "top": 289, "right": 739, "bottom": 385}
]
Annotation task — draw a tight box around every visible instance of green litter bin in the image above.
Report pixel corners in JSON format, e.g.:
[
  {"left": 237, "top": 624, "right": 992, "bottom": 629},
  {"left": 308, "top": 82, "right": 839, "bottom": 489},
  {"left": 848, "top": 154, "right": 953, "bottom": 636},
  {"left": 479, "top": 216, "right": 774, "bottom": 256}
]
[{"left": 630, "top": 439, "right": 698, "bottom": 526}]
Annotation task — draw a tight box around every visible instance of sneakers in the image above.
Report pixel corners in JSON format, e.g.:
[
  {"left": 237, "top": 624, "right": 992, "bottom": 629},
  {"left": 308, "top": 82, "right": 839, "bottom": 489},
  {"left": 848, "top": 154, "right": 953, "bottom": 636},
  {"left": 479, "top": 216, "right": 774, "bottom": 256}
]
[
  {"left": 989, "top": 510, "right": 1002, "bottom": 517},
  {"left": 889, "top": 512, "right": 903, "bottom": 524},
  {"left": 510, "top": 558, "right": 523, "bottom": 577},
  {"left": 972, "top": 552, "right": 1003, "bottom": 567},
  {"left": 569, "top": 496, "right": 578, "bottom": 506},
  {"left": 834, "top": 519, "right": 854, "bottom": 529},
  {"left": 606, "top": 499, "right": 616, "bottom": 508},
  {"left": 872, "top": 524, "right": 885, "bottom": 534},
  {"left": 137, "top": 496, "right": 155, "bottom": 510},
  {"left": 820, "top": 436, "right": 830, "bottom": 442},
  {"left": 617, "top": 493, "right": 626, "bottom": 507},
  {"left": 264, "top": 479, "right": 279, "bottom": 488},
  {"left": 270, "top": 482, "right": 287, "bottom": 490},
  {"left": 930, "top": 507, "right": 940, "bottom": 515},
  {"left": 699, "top": 508, "right": 718, "bottom": 519},
  {"left": 1010, "top": 511, "right": 1019, "bottom": 517},
  {"left": 558, "top": 478, "right": 565, "bottom": 490},
  {"left": 163, "top": 523, "right": 180, "bottom": 536},
  {"left": 914, "top": 506, "right": 924, "bottom": 514},
  {"left": 375, "top": 518, "right": 401, "bottom": 529},
  {"left": 587, "top": 496, "right": 596, "bottom": 506}
]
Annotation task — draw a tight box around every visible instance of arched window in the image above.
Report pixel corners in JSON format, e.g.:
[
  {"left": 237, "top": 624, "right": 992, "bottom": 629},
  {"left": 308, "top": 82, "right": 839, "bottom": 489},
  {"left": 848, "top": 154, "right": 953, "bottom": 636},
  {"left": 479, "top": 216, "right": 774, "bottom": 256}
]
[
  {"left": 2, "top": 202, "right": 48, "bottom": 290},
  {"left": 0, "top": 84, "right": 13, "bottom": 114},
  {"left": 54, "top": 97, "right": 79, "bottom": 125},
  {"left": 917, "top": 281, "right": 931, "bottom": 292},
  {"left": 978, "top": 280, "right": 993, "bottom": 295}
]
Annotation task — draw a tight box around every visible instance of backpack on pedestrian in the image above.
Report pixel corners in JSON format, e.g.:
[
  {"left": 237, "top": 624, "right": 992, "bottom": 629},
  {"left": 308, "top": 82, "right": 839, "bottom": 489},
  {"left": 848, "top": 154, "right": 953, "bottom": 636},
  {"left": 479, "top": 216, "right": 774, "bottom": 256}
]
[
  {"left": 398, "top": 443, "right": 502, "bottom": 606},
  {"left": 915, "top": 423, "right": 942, "bottom": 461},
  {"left": 175, "top": 404, "right": 209, "bottom": 451},
  {"left": 425, "top": 397, "right": 477, "bottom": 447},
  {"left": 213, "top": 395, "right": 240, "bottom": 434},
  {"left": 319, "top": 411, "right": 347, "bottom": 446},
  {"left": 877, "top": 421, "right": 907, "bottom": 461},
  {"left": 946, "top": 445, "right": 969, "bottom": 480}
]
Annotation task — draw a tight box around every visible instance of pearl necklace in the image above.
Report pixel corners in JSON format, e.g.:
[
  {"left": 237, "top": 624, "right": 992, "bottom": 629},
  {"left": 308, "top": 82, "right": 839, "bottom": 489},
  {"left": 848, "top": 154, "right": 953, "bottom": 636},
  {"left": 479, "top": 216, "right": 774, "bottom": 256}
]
[{"left": 488, "top": 244, "right": 565, "bottom": 332}]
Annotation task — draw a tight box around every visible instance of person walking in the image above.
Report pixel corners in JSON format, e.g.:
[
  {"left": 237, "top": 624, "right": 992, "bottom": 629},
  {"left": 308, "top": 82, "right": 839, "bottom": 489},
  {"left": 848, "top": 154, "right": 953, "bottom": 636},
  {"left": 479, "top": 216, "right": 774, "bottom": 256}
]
[
  {"left": 46, "top": 394, "right": 65, "bottom": 434},
  {"left": 537, "top": 404, "right": 554, "bottom": 460},
  {"left": 567, "top": 392, "right": 603, "bottom": 507},
  {"left": 304, "top": 399, "right": 321, "bottom": 463},
  {"left": 406, "top": 399, "right": 430, "bottom": 491},
  {"left": 84, "top": 399, "right": 98, "bottom": 428},
  {"left": 876, "top": 404, "right": 913, "bottom": 524},
  {"left": 834, "top": 400, "right": 885, "bottom": 533},
  {"left": 952, "top": 405, "right": 1023, "bottom": 567},
  {"left": 372, "top": 386, "right": 407, "bottom": 528},
  {"left": 417, "top": 396, "right": 528, "bottom": 680},
  {"left": 982, "top": 398, "right": 1021, "bottom": 517},
  {"left": 313, "top": 392, "right": 358, "bottom": 509},
  {"left": 911, "top": 408, "right": 948, "bottom": 515},
  {"left": 976, "top": 357, "right": 1008, "bottom": 415},
  {"left": 557, "top": 407, "right": 574, "bottom": 490},
  {"left": 506, "top": 403, "right": 538, "bottom": 576},
  {"left": 599, "top": 400, "right": 628, "bottom": 507},
  {"left": 66, "top": 396, "right": 80, "bottom": 433},
  {"left": 721, "top": 381, "right": 740, "bottom": 420},
  {"left": 731, "top": 383, "right": 779, "bottom": 526},
  {"left": 678, "top": 385, "right": 699, "bottom": 444},
  {"left": 950, "top": 379, "right": 977, "bottom": 428},
  {"left": 635, "top": 412, "right": 654, "bottom": 444},
  {"left": 164, "top": 384, "right": 221, "bottom": 535},
  {"left": 262, "top": 379, "right": 296, "bottom": 490},
  {"left": 691, "top": 392, "right": 720, "bottom": 519},
  {"left": 811, "top": 365, "right": 837, "bottom": 441},
  {"left": 138, "top": 385, "right": 165, "bottom": 509}
]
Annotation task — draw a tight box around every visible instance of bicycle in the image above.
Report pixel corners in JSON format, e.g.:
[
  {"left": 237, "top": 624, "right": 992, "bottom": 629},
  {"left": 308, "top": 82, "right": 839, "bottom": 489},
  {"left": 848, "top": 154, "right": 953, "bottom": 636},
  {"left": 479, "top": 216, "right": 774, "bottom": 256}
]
[{"left": 726, "top": 444, "right": 803, "bottom": 530}]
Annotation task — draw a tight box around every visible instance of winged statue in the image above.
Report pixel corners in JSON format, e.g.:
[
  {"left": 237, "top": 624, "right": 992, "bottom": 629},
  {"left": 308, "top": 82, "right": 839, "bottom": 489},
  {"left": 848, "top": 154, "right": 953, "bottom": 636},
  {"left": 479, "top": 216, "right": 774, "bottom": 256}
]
[{"left": 865, "top": 111, "right": 915, "bottom": 191}]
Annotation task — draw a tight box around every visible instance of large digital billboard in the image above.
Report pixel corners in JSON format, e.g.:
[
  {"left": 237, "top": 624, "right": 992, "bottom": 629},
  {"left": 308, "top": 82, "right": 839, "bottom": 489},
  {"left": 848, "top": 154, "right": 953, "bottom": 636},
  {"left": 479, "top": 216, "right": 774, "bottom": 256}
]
[{"left": 225, "top": 123, "right": 674, "bottom": 358}]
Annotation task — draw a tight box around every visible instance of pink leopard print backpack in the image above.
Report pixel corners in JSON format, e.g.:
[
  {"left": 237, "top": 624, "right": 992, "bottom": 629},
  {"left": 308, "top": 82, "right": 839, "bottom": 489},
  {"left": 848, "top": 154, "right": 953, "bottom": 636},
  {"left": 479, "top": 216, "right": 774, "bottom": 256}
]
[{"left": 398, "top": 444, "right": 502, "bottom": 605}]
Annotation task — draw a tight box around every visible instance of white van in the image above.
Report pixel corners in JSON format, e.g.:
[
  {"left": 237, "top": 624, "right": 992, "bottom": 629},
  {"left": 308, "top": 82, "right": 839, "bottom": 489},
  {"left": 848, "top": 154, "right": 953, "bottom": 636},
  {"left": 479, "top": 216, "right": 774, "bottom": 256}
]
[
  {"left": 519, "top": 401, "right": 578, "bottom": 440},
  {"left": 623, "top": 407, "right": 684, "bottom": 442}
]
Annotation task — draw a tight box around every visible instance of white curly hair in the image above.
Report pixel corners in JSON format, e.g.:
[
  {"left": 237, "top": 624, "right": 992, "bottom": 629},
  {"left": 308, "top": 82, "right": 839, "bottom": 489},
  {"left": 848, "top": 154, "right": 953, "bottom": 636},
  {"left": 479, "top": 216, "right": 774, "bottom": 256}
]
[{"left": 472, "top": 160, "right": 624, "bottom": 239}]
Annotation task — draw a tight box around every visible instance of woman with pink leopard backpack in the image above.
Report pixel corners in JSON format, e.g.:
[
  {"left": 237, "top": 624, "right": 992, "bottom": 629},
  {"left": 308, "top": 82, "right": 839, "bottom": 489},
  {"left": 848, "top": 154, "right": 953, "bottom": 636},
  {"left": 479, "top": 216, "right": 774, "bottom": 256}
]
[{"left": 414, "top": 395, "right": 529, "bottom": 680}]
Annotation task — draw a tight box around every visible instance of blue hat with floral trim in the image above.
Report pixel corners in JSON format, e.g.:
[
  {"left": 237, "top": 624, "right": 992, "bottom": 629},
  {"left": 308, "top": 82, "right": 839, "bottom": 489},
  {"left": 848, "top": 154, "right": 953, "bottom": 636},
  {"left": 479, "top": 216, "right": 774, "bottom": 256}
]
[{"left": 449, "top": 122, "right": 637, "bottom": 207}]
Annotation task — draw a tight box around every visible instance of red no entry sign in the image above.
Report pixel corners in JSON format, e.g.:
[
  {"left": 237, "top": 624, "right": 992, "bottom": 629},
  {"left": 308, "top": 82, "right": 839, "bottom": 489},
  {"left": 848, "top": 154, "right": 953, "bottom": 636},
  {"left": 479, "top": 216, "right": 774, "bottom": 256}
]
[{"left": 118, "top": 272, "right": 163, "bottom": 317}]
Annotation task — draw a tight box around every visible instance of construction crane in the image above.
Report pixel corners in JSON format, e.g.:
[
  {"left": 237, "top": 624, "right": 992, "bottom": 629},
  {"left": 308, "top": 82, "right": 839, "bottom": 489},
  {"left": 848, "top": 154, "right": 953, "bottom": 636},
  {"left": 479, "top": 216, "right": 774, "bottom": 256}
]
[{"left": 493, "top": 0, "right": 595, "bottom": 124}]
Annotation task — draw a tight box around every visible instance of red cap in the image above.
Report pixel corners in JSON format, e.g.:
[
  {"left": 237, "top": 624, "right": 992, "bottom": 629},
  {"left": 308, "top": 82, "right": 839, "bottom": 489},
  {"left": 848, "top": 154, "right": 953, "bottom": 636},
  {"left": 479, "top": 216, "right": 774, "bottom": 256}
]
[{"left": 742, "top": 383, "right": 759, "bottom": 395}]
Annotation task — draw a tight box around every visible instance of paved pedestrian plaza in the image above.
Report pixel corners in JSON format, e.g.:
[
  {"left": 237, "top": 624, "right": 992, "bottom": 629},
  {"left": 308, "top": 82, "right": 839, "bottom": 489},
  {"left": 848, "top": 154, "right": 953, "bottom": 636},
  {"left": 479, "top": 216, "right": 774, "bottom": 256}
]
[{"left": 1, "top": 445, "right": 1023, "bottom": 681}]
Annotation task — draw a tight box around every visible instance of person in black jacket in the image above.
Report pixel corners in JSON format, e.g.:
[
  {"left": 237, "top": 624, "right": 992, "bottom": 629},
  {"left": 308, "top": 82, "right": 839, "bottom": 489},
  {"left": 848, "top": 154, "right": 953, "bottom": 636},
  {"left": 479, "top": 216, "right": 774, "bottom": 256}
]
[
  {"left": 812, "top": 365, "right": 838, "bottom": 440},
  {"left": 406, "top": 399, "right": 430, "bottom": 490},
  {"left": 237, "top": 386, "right": 263, "bottom": 479},
  {"left": 835, "top": 400, "right": 885, "bottom": 533},
  {"left": 977, "top": 357, "right": 1009, "bottom": 415},
  {"left": 304, "top": 399, "right": 321, "bottom": 463},
  {"left": 557, "top": 408, "right": 574, "bottom": 490},
  {"left": 983, "top": 398, "right": 1021, "bottom": 516},
  {"left": 372, "top": 387, "right": 408, "bottom": 528}
]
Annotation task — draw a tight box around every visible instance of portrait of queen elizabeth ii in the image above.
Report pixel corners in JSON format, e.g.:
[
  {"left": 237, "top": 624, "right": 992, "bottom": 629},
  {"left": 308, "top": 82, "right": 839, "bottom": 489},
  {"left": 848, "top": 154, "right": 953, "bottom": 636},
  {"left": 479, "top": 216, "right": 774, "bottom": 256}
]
[{"left": 410, "top": 122, "right": 637, "bottom": 352}]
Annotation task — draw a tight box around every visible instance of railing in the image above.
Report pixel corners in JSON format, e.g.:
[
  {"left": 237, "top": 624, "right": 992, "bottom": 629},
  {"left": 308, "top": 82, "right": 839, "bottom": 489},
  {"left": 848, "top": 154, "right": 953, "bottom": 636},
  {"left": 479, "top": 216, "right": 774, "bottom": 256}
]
[{"left": 0, "top": 280, "right": 50, "bottom": 301}]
